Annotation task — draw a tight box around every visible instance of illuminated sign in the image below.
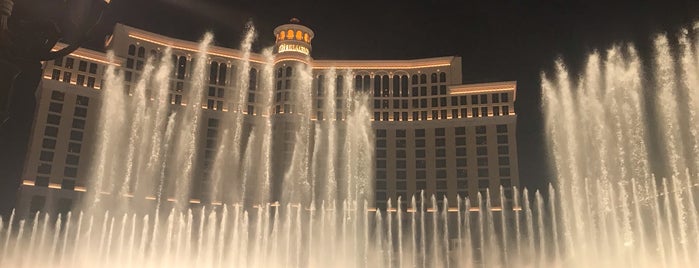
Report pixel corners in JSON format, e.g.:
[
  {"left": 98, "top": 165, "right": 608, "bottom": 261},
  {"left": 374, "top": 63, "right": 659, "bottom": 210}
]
[{"left": 278, "top": 43, "right": 310, "bottom": 55}]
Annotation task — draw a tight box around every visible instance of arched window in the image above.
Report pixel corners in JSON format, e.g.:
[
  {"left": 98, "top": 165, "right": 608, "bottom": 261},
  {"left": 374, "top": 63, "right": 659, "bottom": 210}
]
[
  {"left": 286, "top": 30, "right": 294, "bottom": 39},
  {"left": 401, "top": 75, "right": 409, "bottom": 97},
  {"left": 420, "top": 74, "right": 427, "bottom": 84},
  {"left": 295, "top": 30, "right": 303, "bottom": 40},
  {"left": 128, "top": 45, "right": 136, "bottom": 56},
  {"left": 171, "top": 55, "right": 178, "bottom": 76},
  {"left": 280, "top": 31, "right": 286, "bottom": 40},
  {"left": 336, "top": 75, "right": 344, "bottom": 96},
  {"left": 355, "top": 75, "right": 362, "bottom": 91},
  {"left": 363, "top": 76, "right": 371, "bottom": 93},
  {"left": 177, "top": 56, "right": 187, "bottom": 79},
  {"left": 277, "top": 68, "right": 283, "bottom": 78},
  {"left": 411, "top": 74, "right": 418, "bottom": 85},
  {"left": 150, "top": 49, "right": 158, "bottom": 58},
  {"left": 431, "top": 73, "right": 438, "bottom": 83},
  {"left": 440, "top": 72, "right": 447, "bottom": 82},
  {"left": 218, "top": 64, "right": 227, "bottom": 86},
  {"left": 209, "top": 61, "right": 219, "bottom": 84},
  {"left": 304, "top": 33, "right": 310, "bottom": 43},
  {"left": 137, "top": 47, "right": 145, "bottom": 58},
  {"left": 285, "top": 66, "right": 292, "bottom": 77},
  {"left": 249, "top": 68, "right": 257, "bottom": 91},
  {"left": 382, "top": 75, "right": 389, "bottom": 97},
  {"left": 392, "top": 75, "right": 400, "bottom": 97},
  {"left": 373, "top": 76, "right": 381, "bottom": 97}
]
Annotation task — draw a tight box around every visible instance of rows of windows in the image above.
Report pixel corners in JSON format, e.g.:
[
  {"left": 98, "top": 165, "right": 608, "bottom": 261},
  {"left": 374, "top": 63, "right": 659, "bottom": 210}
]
[
  {"left": 51, "top": 56, "right": 98, "bottom": 88},
  {"left": 276, "top": 29, "right": 312, "bottom": 43},
  {"left": 37, "top": 91, "right": 88, "bottom": 190}
]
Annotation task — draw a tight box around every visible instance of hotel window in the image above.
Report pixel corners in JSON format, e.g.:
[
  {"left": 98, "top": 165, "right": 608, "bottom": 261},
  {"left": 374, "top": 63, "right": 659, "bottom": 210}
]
[
  {"left": 431, "top": 98, "right": 438, "bottom": 107},
  {"left": 455, "top": 127, "right": 466, "bottom": 135},
  {"left": 435, "top": 138, "right": 446, "bottom": 147},
  {"left": 396, "top": 160, "right": 406, "bottom": 169},
  {"left": 501, "top": 93, "right": 509, "bottom": 102},
  {"left": 500, "top": 168, "right": 511, "bottom": 177},
  {"left": 432, "top": 110, "right": 438, "bottom": 120},
  {"left": 440, "top": 72, "right": 446, "bottom": 82},
  {"left": 431, "top": 86, "right": 438, "bottom": 96},
  {"left": 480, "top": 94, "right": 487, "bottom": 104},
  {"left": 460, "top": 96, "right": 467, "bottom": 105},
  {"left": 76, "top": 75, "right": 85, "bottom": 86},
  {"left": 39, "top": 151, "right": 54, "bottom": 162},
  {"left": 46, "top": 114, "right": 60, "bottom": 125},
  {"left": 421, "top": 111, "right": 428, "bottom": 120},
  {"left": 76, "top": 95, "right": 89, "bottom": 106},
  {"left": 411, "top": 74, "right": 418, "bottom": 85},
  {"left": 89, "top": 63, "right": 97, "bottom": 74},
  {"left": 44, "top": 126, "right": 58, "bottom": 137},
  {"left": 478, "top": 169, "right": 489, "bottom": 178},
  {"left": 415, "top": 160, "right": 426, "bottom": 169},
  {"left": 138, "top": 47, "right": 145, "bottom": 58},
  {"left": 420, "top": 74, "right": 427, "bottom": 84},
  {"left": 415, "top": 150, "right": 425, "bottom": 158},
  {"left": 415, "top": 139, "right": 425, "bottom": 148},
  {"left": 65, "top": 57, "right": 74, "bottom": 69},
  {"left": 498, "top": 135, "right": 509, "bottom": 144},
  {"left": 478, "top": 179, "right": 490, "bottom": 188},
  {"left": 477, "top": 157, "right": 488, "bottom": 166},
  {"left": 471, "top": 95, "right": 479, "bottom": 105},
  {"left": 62, "top": 72, "right": 72, "bottom": 83},
  {"left": 393, "top": 99, "right": 400, "bottom": 109},
  {"left": 402, "top": 100, "right": 408, "bottom": 109},
  {"left": 436, "top": 148, "right": 446, "bottom": 157},
  {"left": 440, "top": 97, "right": 447, "bottom": 107},
  {"left": 451, "top": 96, "right": 458, "bottom": 106},
  {"left": 501, "top": 179, "right": 512, "bottom": 188},
  {"left": 249, "top": 69, "right": 257, "bottom": 91},
  {"left": 440, "top": 110, "right": 447, "bottom": 119},
  {"left": 456, "top": 137, "right": 467, "bottom": 146},
  {"left": 477, "top": 147, "right": 488, "bottom": 156},
  {"left": 420, "top": 87, "right": 427, "bottom": 96},
  {"left": 74, "top": 107, "right": 87, "bottom": 118},
  {"left": 481, "top": 107, "right": 488, "bottom": 117},
  {"left": 437, "top": 180, "right": 447, "bottom": 189},
  {"left": 78, "top": 61, "right": 87, "bottom": 72},
  {"left": 436, "top": 159, "right": 447, "bottom": 168},
  {"left": 176, "top": 56, "right": 187, "bottom": 79},
  {"left": 49, "top": 102, "right": 63, "bottom": 113},
  {"left": 37, "top": 163, "right": 51, "bottom": 174},
  {"left": 499, "top": 156, "right": 510, "bottom": 165},
  {"left": 66, "top": 154, "right": 79, "bottom": 166},
  {"left": 64, "top": 167, "right": 78, "bottom": 177},
  {"left": 70, "top": 130, "right": 83, "bottom": 141},
  {"left": 210, "top": 62, "right": 219, "bottom": 84},
  {"left": 476, "top": 136, "right": 487, "bottom": 145},
  {"left": 54, "top": 57, "right": 63, "bottom": 66},
  {"left": 219, "top": 64, "right": 228, "bottom": 86},
  {"left": 493, "top": 106, "right": 500, "bottom": 116},
  {"left": 36, "top": 177, "right": 49, "bottom": 187},
  {"left": 42, "top": 138, "right": 56, "bottom": 149},
  {"left": 87, "top": 77, "right": 95, "bottom": 88},
  {"left": 492, "top": 93, "right": 500, "bottom": 103},
  {"left": 51, "top": 90, "right": 65, "bottom": 101},
  {"left": 71, "top": 119, "right": 85, "bottom": 130},
  {"left": 396, "top": 129, "right": 406, "bottom": 137},
  {"left": 376, "top": 160, "right": 386, "bottom": 168},
  {"left": 457, "top": 169, "right": 467, "bottom": 179},
  {"left": 61, "top": 180, "right": 75, "bottom": 191},
  {"left": 51, "top": 69, "right": 61, "bottom": 80},
  {"left": 396, "top": 149, "right": 406, "bottom": 158},
  {"left": 497, "top": 124, "right": 508, "bottom": 133},
  {"left": 363, "top": 76, "right": 371, "bottom": 91},
  {"left": 498, "top": 146, "right": 509, "bottom": 155},
  {"left": 440, "top": 85, "right": 447, "bottom": 95},
  {"left": 472, "top": 108, "right": 478, "bottom": 117},
  {"left": 416, "top": 180, "right": 426, "bottom": 189},
  {"left": 126, "top": 58, "right": 134, "bottom": 69},
  {"left": 401, "top": 76, "right": 409, "bottom": 96},
  {"left": 128, "top": 44, "right": 136, "bottom": 56},
  {"left": 457, "top": 179, "right": 468, "bottom": 188},
  {"left": 382, "top": 112, "right": 389, "bottom": 121},
  {"left": 431, "top": 73, "right": 438, "bottom": 83},
  {"left": 456, "top": 147, "right": 467, "bottom": 157},
  {"left": 68, "top": 142, "right": 81, "bottom": 153},
  {"left": 503, "top": 106, "right": 509, "bottom": 115}
]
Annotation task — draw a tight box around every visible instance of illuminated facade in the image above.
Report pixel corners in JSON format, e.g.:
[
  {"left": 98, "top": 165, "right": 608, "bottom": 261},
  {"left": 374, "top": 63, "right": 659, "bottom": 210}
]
[{"left": 16, "top": 20, "right": 518, "bottom": 215}]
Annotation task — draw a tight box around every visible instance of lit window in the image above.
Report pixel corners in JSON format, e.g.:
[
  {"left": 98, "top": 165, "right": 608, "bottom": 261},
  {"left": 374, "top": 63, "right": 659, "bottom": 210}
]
[
  {"left": 304, "top": 33, "right": 310, "bottom": 42},
  {"left": 280, "top": 31, "right": 285, "bottom": 40},
  {"left": 286, "top": 29, "right": 294, "bottom": 39},
  {"left": 295, "top": 30, "right": 303, "bottom": 40}
]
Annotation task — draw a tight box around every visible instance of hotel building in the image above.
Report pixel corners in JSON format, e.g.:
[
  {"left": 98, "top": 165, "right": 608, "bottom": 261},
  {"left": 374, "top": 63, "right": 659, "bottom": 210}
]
[{"left": 15, "top": 20, "right": 519, "bottom": 215}]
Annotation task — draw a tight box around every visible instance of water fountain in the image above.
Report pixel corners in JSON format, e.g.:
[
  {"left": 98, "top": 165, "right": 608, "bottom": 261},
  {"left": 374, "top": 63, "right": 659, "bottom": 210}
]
[{"left": 1, "top": 22, "right": 699, "bottom": 267}]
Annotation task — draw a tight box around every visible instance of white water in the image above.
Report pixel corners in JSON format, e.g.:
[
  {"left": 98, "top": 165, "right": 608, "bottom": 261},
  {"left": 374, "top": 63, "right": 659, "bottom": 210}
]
[{"left": 2, "top": 23, "right": 699, "bottom": 268}]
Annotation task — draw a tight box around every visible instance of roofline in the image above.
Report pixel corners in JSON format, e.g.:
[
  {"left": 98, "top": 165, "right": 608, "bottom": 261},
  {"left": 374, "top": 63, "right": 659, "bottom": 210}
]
[{"left": 449, "top": 81, "right": 517, "bottom": 100}]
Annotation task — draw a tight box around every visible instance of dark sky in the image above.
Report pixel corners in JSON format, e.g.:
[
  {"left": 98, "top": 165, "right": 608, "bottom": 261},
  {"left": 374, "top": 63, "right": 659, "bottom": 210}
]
[{"left": 1, "top": 0, "right": 698, "bottom": 217}]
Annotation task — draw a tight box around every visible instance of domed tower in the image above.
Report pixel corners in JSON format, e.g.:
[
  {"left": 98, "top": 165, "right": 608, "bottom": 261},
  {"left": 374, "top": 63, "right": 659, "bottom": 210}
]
[
  {"left": 270, "top": 18, "right": 315, "bottom": 205},
  {"left": 273, "top": 18, "right": 314, "bottom": 61}
]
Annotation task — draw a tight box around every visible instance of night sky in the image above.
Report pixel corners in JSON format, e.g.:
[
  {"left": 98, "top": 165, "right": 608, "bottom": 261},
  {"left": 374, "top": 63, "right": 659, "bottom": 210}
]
[{"left": 1, "top": 0, "right": 698, "bottom": 217}]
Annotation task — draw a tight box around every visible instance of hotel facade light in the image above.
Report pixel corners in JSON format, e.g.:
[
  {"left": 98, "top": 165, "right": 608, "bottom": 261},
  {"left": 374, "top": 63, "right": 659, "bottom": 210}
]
[{"left": 273, "top": 18, "right": 314, "bottom": 59}]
